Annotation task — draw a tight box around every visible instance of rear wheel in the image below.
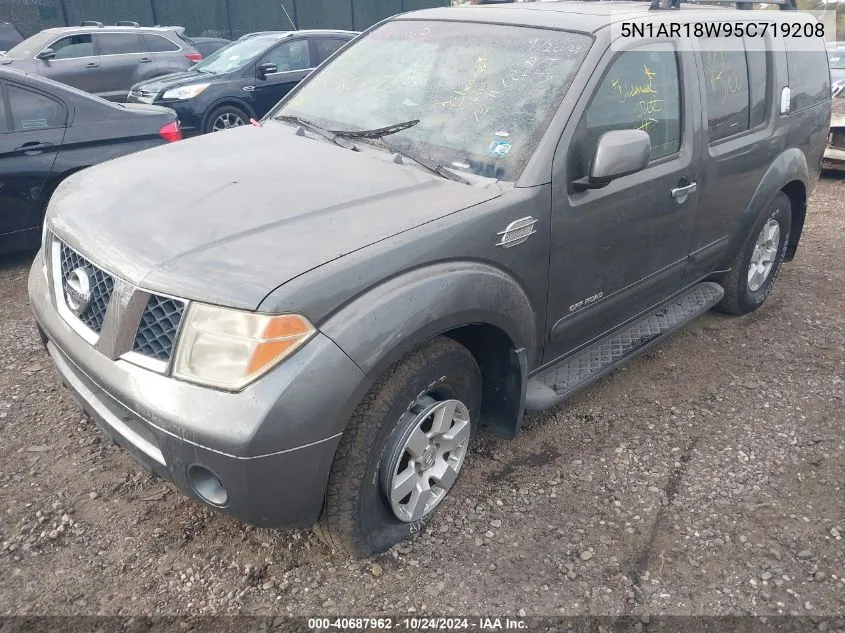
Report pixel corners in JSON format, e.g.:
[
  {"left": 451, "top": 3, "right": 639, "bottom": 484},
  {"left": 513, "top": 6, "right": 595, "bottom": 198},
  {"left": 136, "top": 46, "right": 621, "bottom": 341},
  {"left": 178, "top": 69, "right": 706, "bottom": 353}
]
[
  {"left": 315, "top": 336, "right": 481, "bottom": 557},
  {"left": 205, "top": 105, "right": 249, "bottom": 134},
  {"left": 716, "top": 192, "right": 792, "bottom": 315}
]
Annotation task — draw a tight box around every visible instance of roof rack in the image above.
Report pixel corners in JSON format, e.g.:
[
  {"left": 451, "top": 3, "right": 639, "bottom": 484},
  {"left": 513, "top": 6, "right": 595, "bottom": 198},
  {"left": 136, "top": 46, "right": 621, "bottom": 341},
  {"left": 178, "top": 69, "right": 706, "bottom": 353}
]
[
  {"left": 649, "top": 0, "right": 797, "bottom": 9},
  {"left": 80, "top": 21, "right": 104, "bottom": 27},
  {"left": 115, "top": 21, "right": 140, "bottom": 27}
]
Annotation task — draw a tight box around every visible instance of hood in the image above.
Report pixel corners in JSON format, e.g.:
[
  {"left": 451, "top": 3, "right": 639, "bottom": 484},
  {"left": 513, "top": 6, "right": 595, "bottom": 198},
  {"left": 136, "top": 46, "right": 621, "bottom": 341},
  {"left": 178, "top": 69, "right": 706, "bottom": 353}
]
[
  {"left": 133, "top": 69, "right": 211, "bottom": 93},
  {"left": 48, "top": 124, "right": 502, "bottom": 310}
]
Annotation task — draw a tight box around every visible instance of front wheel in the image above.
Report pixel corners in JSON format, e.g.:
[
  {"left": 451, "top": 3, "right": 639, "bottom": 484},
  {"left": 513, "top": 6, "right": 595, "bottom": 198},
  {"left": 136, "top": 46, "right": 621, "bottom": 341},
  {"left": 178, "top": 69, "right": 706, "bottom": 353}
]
[
  {"left": 315, "top": 336, "right": 482, "bottom": 557},
  {"left": 204, "top": 105, "right": 249, "bottom": 134},
  {"left": 716, "top": 192, "right": 792, "bottom": 315}
]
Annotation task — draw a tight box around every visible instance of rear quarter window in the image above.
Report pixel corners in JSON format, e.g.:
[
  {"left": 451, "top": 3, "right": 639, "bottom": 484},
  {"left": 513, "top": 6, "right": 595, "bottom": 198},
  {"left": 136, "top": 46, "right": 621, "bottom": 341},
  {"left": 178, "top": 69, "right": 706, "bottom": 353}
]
[
  {"left": 143, "top": 34, "right": 181, "bottom": 53},
  {"left": 785, "top": 32, "right": 830, "bottom": 112}
]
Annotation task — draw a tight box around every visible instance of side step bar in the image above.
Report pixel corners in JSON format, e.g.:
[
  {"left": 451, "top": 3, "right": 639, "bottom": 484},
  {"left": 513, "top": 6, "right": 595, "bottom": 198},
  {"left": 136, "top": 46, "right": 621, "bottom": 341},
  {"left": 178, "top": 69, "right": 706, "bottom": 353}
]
[{"left": 525, "top": 282, "right": 725, "bottom": 411}]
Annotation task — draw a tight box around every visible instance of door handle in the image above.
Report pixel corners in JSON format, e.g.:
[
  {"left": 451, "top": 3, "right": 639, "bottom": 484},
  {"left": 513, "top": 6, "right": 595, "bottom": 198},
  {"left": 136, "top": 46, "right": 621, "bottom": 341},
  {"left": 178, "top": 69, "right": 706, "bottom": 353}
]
[
  {"left": 85, "top": 62, "right": 99, "bottom": 69},
  {"left": 671, "top": 182, "right": 697, "bottom": 199},
  {"left": 14, "top": 142, "right": 54, "bottom": 155},
  {"left": 139, "top": 57, "right": 152, "bottom": 63}
]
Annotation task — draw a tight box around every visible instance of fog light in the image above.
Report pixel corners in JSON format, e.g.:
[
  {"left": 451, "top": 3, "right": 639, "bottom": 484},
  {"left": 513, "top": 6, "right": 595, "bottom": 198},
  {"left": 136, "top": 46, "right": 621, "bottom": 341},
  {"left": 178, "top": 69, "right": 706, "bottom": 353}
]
[{"left": 187, "top": 464, "right": 228, "bottom": 507}]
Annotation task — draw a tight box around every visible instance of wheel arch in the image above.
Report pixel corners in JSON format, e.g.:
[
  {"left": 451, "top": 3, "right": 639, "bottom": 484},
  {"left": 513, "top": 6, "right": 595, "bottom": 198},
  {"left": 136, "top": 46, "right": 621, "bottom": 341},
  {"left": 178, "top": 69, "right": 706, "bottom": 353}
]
[
  {"left": 719, "top": 148, "right": 809, "bottom": 270},
  {"left": 201, "top": 99, "right": 257, "bottom": 131},
  {"left": 780, "top": 179, "right": 807, "bottom": 262},
  {"left": 319, "top": 262, "right": 538, "bottom": 441}
]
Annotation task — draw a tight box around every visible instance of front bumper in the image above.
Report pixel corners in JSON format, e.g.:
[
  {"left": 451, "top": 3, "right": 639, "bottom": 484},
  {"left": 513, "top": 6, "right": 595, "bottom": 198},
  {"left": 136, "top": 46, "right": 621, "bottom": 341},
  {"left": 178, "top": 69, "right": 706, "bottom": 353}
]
[
  {"left": 28, "top": 249, "right": 367, "bottom": 528},
  {"left": 822, "top": 145, "right": 845, "bottom": 170}
]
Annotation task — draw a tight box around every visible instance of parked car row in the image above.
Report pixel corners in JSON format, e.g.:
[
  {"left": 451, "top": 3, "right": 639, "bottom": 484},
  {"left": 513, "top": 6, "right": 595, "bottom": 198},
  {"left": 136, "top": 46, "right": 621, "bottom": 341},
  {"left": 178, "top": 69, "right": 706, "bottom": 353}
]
[
  {"left": 1, "top": 23, "right": 201, "bottom": 101},
  {"left": 0, "top": 67, "right": 181, "bottom": 254},
  {"left": 128, "top": 30, "right": 355, "bottom": 135}
]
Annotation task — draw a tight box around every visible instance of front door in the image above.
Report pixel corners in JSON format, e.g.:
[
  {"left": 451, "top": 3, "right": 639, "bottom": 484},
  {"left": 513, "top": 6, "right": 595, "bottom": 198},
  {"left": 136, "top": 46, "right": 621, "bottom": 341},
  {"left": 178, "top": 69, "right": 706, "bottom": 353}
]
[
  {"left": 35, "top": 34, "right": 102, "bottom": 94},
  {"left": 0, "top": 81, "right": 66, "bottom": 246},
  {"left": 249, "top": 39, "right": 312, "bottom": 117},
  {"left": 545, "top": 40, "right": 700, "bottom": 363}
]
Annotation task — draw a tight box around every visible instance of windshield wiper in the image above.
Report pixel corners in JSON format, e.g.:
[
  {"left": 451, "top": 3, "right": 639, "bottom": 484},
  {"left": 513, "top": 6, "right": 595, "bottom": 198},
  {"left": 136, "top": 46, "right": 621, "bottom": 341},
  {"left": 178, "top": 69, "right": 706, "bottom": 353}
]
[
  {"left": 274, "top": 115, "right": 358, "bottom": 151},
  {"left": 377, "top": 139, "right": 471, "bottom": 186},
  {"left": 333, "top": 119, "right": 420, "bottom": 139}
]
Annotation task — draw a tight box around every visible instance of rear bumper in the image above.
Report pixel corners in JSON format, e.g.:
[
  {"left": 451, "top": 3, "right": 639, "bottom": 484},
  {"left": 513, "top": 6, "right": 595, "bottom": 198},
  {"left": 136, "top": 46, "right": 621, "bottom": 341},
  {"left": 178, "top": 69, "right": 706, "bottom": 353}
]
[{"left": 28, "top": 249, "right": 367, "bottom": 527}]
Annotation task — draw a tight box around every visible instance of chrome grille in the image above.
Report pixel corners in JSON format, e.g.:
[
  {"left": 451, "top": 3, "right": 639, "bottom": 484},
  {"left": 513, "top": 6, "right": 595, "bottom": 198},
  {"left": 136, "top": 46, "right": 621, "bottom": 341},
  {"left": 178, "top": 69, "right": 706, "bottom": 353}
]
[
  {"left": 58, "top": 242, "right": 114, "bottom": 334},
  {"left": 132, "top": 295, "right": 185, "bottom": 362}
]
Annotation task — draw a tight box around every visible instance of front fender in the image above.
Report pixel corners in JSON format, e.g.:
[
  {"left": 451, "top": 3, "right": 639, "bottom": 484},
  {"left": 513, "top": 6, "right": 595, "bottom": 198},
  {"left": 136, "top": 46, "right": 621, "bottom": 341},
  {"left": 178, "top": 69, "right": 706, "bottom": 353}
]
[
  {"left": 718, "top": 148, "right": 808, "bottom": 270},
  {"left": 319, "top": 262, "right": 538, "bottom": 378}
]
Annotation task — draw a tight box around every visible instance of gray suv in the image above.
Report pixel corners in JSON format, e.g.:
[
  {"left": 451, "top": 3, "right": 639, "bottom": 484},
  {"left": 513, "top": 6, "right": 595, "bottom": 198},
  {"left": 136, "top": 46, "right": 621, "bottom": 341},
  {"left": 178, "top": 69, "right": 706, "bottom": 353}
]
[
  {"left": 1, "top": 23, "right": 199, "bottom": 101},
  {"left": 29, "top": 2, "right": 830, "bottom": 556}
]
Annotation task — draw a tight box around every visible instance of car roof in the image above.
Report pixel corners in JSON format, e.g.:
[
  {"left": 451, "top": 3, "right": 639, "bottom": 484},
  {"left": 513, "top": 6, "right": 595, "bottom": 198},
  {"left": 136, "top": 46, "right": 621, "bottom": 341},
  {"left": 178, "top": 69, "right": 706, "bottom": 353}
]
[
  {"left": 402, "top": 1, "right": 816, "bottom": 34},
  {"left": 238, "top": 29, "right": 357, "bottom": 40},
  {"left": 38, "top": 25, "right": 184, "bottom": 36}
]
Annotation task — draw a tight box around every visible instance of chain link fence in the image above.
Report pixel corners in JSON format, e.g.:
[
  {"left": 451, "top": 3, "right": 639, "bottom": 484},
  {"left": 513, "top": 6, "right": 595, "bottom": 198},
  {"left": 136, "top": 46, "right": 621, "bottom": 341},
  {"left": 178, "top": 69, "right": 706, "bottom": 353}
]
[{"left": 0, "top": 0, "right": 448, "bottom": 38}]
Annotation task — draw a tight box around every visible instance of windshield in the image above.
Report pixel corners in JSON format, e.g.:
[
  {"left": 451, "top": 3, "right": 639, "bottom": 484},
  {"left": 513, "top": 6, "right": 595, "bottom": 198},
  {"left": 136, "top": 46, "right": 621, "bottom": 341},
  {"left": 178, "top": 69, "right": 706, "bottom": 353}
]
[
  {"left": 5, "top": 33, "right": 50, "bottom": 58},
  {"left": 829, "top": 53, "right": 845, "bottom": 69},
  {"left": 193, "top": 35, "right": 281, "bottom": 73},
  {"left": 272, "top": 20, "right": 591, "bottom": 181}
]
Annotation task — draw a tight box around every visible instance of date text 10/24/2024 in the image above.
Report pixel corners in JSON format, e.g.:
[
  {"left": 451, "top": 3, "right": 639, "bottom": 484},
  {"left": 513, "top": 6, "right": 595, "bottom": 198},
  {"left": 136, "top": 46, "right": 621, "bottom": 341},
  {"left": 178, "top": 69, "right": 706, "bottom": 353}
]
[{"left": 307, "top": 617, "right": 528, "bottom": 631}]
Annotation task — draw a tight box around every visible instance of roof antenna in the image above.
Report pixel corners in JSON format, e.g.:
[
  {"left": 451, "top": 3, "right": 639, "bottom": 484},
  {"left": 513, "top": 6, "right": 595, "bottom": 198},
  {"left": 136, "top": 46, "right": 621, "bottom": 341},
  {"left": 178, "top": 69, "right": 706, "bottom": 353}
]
[{"left": 281, "top": 2, "right": 297, "bottom": 30}]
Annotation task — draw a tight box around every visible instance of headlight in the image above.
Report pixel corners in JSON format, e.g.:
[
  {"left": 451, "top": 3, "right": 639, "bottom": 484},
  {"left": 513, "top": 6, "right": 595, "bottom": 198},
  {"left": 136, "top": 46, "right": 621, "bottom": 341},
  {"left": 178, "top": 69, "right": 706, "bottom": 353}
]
[
  {"left": 162, "top": 83, "right": 210, "bottom": 100},
  {"left": 173, "top": 304, "right": 316, "bottom": 391}
]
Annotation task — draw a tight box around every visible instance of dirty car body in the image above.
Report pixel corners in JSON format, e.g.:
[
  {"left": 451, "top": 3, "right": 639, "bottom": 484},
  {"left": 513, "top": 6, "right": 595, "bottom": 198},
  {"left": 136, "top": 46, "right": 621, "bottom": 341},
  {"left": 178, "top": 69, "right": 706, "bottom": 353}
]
[{"left": 28, "top": 2, "right": 829, "bottom": 552}]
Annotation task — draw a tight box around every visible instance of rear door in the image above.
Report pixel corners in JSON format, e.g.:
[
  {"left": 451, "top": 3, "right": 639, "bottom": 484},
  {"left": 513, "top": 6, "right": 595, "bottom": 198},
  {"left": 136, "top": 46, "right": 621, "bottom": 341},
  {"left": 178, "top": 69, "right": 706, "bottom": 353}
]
[
  {"left": 0, "top": 81, "right": 66, "bottom": 242},
  {"left": 249, "top": 38, "right": 312, "bottom": 117},
  {"left": 96, "top": 32, "right": 151, "bottom": 101},
  {"left": 142, "top": 32, "right": 191, "bottom": 74},
  {"left": 687, "top": 32, "right": 780, "bottom": 280},
  {"left": 35, "top": 34, "right": 102, "bottom": 93}
]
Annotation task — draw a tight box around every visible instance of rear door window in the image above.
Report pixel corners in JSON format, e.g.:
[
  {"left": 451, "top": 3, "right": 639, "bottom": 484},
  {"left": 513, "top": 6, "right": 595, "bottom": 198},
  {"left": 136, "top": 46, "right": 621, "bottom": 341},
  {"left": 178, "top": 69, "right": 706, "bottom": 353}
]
[
  {"left": 8, "top": 84, "right": 65, "bottom": 130},
  {"left": 700, "top": 36, "right": 751, "bottom": 141},
  {"left": 142, "top": 34, "right": 181, "bottom": 53},
  {"left": 97, "top": 33, "right": 145, "bottom": 55},
  {"left": 48, "top": 34, "right": 94, "bottom": 59},
  {"left": 698, "top": 33, "right": 770, "bottom": 142}
]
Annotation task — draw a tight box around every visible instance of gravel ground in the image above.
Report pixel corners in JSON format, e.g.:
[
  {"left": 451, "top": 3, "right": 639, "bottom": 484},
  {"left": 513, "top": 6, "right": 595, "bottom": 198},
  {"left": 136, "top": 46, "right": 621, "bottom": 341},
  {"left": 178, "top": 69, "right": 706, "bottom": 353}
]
[{"left": 0, "top": 176, "right": 843, "bottom": 619}]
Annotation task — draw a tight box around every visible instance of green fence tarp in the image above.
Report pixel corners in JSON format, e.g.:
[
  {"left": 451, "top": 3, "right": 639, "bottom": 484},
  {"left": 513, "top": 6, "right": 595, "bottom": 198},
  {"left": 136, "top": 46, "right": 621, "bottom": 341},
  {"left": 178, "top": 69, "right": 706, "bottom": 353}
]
[{"left": 0, "top": 0, "right": 449, "bottom": 38}]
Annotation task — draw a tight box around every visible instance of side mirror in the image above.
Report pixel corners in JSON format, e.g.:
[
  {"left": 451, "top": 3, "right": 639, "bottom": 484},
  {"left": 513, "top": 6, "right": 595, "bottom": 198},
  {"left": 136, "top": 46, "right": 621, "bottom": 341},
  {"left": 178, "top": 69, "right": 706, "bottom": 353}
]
[
  {"left": 36, "top": 48, "right": 56, "bottom": 61},
  {"left": 257, "top": 63, "right": 277, "bottom": 79},
  {"left": 573, "top": 129, "right": 651, "bottom": 191}
]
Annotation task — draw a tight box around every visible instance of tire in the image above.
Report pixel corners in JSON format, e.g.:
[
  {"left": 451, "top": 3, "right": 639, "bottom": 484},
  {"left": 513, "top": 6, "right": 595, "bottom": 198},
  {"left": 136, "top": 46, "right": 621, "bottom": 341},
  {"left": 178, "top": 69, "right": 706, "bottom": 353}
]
[
  {"left": 716, "top": 191, "right": 792, "bottom": 315},
  {"left": 204, "top": 105, "right": 250, "bottom": 134},
  {"left": 315, "top": 336, "right": 482, "bottom": 557}
]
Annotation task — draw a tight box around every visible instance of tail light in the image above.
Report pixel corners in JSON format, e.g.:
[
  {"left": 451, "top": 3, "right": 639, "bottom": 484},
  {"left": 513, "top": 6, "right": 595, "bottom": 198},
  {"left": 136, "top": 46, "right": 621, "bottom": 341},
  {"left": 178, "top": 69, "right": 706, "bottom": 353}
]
[
  {"left": 159, "top": 121, "right": 182, "bottom": 143},
  {"left": 185, "top": 52, "right": 202, "bottom": 63}
]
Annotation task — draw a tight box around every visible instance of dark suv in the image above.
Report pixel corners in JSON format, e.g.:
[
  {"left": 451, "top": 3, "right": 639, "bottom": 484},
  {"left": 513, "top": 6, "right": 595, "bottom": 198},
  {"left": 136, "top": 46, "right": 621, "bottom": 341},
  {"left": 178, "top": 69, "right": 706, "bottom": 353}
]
[
  {"left": 29, "top": 2, "right": 830, "bottom": 556},
  {"left": 1, "top": 23, "right": 199, "bottom": 101},
  {"left": 127, "top": 30, "right": 356, "bottom": 135}
]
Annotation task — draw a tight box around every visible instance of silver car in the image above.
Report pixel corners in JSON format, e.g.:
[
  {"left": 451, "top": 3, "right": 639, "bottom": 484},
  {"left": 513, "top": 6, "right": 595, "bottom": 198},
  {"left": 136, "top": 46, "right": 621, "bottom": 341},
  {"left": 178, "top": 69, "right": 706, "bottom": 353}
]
[{"left": 0, "top": 23, "right": 200, "bottom": 101}]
